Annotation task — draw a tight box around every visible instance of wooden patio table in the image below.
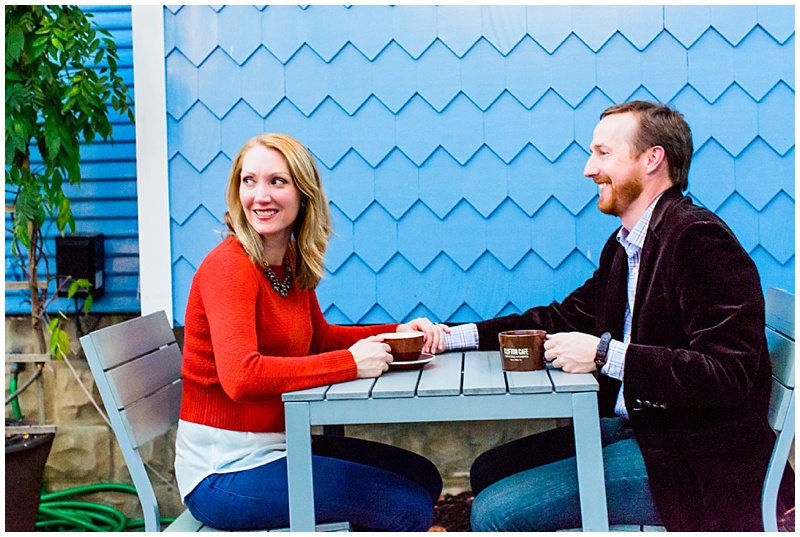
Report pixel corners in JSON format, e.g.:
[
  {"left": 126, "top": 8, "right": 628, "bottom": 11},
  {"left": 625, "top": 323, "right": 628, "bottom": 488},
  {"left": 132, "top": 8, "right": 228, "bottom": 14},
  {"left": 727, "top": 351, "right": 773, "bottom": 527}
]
[{"left": 282, "top": 350, "right": 609, "bottom": 531}]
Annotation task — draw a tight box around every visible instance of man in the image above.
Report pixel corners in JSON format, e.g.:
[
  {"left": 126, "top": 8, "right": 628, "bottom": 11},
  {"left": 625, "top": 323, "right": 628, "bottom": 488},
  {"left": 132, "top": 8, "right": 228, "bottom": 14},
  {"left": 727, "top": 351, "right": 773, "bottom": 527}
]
[{"left": 445, "top": 101, "right": 778, "bottom": 531}]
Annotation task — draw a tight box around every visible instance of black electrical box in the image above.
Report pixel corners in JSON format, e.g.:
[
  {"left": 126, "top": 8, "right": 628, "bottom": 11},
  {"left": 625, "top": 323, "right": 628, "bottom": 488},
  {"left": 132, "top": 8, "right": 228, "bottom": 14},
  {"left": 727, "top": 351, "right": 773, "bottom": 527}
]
[{"left": 56, "top": 234, "right": 105, "bottom": 298}]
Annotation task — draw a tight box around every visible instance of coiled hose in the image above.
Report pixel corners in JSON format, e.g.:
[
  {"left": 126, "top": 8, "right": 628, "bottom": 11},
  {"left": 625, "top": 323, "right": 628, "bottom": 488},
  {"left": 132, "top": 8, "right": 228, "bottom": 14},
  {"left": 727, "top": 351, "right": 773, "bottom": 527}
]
[
  {"left": 8, "top": 360, "right": 176, "bottom": 531},
  {"left": 36, "top": 483, "right": 175, "bottom": 531},
  {"left": 7, "top": 356, "right": 176, "bottom": 531}
]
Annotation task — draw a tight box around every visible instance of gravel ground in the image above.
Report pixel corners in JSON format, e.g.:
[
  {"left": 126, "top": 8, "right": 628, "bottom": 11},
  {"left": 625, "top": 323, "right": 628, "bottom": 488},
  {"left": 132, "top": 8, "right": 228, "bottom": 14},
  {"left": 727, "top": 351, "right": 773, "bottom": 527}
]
[
  {"left": 431, "top": 493, "right": 473, "bottom": 532},
  {"left": 431, "top": 493, "right": 795, "bottom": 532}
]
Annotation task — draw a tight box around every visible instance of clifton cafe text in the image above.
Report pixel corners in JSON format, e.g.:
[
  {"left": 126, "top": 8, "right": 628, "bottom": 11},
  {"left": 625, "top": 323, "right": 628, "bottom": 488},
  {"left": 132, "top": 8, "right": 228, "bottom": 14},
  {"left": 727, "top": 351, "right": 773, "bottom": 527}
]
[{"left": 503, "top": 348, "right": 530, "bottom": 360}]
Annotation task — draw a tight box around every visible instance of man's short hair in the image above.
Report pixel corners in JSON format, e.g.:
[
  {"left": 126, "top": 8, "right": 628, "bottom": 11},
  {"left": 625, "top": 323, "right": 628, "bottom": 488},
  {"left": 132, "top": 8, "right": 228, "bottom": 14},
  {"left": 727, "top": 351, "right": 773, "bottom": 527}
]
[{"left": 601, "top": 101, "right": 693, "bottom": 191}]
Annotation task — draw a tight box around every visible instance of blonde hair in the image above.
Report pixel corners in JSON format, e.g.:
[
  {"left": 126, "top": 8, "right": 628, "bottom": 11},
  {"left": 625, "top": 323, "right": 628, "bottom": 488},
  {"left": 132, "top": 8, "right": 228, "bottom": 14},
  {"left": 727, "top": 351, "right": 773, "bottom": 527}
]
[{"left": 224, "top": 133, "right": 332, "bottom": 290}]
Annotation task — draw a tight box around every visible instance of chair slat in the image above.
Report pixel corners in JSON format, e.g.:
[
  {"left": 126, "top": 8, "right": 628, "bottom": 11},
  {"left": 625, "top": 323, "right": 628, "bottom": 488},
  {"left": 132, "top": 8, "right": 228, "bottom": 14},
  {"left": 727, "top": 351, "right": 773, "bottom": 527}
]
[
  {"left": 88, "top": 310, "right": 176, "bottom": 369},
  {"left": 105, "top": 343, "right": 183, "bottom": 409},
  {"left": 120, "top": 379, "right": 182, "bottom": 448},
  {"left": 766, "top": 287, "right": 794, "bottom": 339},
  {"left": 767, "top": 328, "right": 795, "bottom": 389},
  {"left": 165, "top": 509, "right": 205, "bottom": 532},
  {"left": 270, "top": 521, "right": 352, "bottom": 532},
  {"left": 768, "top": 380, "right": 792, "bottom": 433},
  {"left": 762, "top": 288, "right": 796, "bottom": 532}
]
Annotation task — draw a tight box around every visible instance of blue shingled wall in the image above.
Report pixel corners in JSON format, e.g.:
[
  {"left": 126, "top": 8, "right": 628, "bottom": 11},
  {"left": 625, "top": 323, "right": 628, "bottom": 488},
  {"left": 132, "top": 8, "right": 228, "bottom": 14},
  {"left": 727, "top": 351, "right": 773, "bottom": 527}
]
[
  {"left": 10, "top": 6, "right": 791, "bottom": 323},
  {"left": 5, "top": 5, "right": 139, "bottom": 315},
  {"left": 165, "top": 5, "right": 794, "bottom": 327}
]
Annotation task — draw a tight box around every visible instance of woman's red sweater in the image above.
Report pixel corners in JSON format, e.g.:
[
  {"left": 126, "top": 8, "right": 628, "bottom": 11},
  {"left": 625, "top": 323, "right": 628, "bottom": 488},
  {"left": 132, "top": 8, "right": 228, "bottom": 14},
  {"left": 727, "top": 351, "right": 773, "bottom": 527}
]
[{"left": 180, "top": 237, "right": 397, "bottom": 433}]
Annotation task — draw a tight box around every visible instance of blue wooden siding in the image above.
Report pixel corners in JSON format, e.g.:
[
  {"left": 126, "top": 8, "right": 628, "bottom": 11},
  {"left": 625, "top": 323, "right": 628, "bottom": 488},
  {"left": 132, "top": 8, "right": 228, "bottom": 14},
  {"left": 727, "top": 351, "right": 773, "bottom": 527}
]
[
  {"left": 5, "top": 5, "right": 140, "bottom": 314},
  {"left": 10, "top": 6, "right": 792, "bottom": 324},
  {"left": 165, "top": 5, "right": 794, "bottom": 327}
]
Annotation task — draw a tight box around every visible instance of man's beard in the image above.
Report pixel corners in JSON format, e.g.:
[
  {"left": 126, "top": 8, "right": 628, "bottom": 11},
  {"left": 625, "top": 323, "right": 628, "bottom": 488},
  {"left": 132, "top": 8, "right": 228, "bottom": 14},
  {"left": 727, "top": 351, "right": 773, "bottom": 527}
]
[{"left": 597, "top": 175, "right": 643, "bottom": 216}]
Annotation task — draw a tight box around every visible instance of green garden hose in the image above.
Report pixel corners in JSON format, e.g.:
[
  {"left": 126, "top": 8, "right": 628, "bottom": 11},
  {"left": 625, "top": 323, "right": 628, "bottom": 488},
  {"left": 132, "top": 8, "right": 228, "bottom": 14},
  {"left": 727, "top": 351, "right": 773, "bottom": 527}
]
[
  {"left": 9, "top": 375, "right": 22, "bottom": 420},
  {"left": 36, "top": 483, "right": 175, "bottom": 531}
]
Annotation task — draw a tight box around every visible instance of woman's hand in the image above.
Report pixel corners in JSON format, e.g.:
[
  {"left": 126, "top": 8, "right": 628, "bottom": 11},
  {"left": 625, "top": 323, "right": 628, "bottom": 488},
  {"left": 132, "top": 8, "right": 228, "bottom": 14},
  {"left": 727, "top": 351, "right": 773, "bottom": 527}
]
[
  {"left": 349, "top": 336, "right": 392, "bottom": 378},
  {"left": 397, "top": 318, "right": 450, "bottom": 354}
]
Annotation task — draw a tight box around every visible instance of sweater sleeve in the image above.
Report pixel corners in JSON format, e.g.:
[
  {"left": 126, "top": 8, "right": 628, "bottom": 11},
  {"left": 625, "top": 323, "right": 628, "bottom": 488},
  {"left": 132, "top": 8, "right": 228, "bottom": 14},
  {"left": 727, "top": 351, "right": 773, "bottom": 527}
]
[
  {"left": 188, "top": 244, "right": 364, "bottom": 401},
  {"left": 307, "top": 291, "right": 399, "bottom": 354}
]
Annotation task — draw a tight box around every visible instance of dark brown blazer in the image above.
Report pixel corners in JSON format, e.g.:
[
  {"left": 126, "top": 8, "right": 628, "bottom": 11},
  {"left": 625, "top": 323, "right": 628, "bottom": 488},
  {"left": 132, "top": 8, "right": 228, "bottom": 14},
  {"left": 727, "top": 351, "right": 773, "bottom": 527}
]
[{"left": 476, "top": 186, "right": 774, "bottom": 531}]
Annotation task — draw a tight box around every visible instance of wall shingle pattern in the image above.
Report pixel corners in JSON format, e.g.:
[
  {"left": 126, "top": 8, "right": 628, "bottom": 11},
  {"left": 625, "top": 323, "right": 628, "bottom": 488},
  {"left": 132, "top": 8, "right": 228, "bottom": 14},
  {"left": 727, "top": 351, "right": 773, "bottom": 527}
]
[{"left": 164, "top": 5, "right": 794, "bottom": 326}]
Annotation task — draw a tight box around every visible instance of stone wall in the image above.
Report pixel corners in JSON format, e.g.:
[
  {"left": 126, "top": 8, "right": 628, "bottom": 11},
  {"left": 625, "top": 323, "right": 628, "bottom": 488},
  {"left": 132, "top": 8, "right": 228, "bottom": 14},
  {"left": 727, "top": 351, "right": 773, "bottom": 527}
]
[
  {"left": 5, "top": 314, "right": 562, "bottom": 523},
  {"left": 6, "top": 314, "right": 795, "bottom": 525}
]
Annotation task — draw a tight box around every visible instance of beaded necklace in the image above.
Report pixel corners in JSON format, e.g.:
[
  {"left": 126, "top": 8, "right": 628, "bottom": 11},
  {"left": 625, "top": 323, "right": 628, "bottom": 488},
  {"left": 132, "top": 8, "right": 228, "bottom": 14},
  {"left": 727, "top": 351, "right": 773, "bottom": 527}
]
[{"left": 264, "top": 263, "right": 292, "bottom": 298}]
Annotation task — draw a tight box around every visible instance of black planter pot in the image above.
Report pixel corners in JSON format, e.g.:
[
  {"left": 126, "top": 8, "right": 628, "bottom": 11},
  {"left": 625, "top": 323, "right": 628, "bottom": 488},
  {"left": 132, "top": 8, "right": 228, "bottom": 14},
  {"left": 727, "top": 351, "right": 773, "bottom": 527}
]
[{"left": 5, "top": 419, "right": 55, "bottom": 532}]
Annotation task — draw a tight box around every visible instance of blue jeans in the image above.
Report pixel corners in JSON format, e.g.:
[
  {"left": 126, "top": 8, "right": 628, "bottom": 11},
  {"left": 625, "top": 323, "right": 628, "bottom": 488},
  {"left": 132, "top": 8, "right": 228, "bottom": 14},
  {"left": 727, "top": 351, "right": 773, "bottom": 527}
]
[
  {"left": 470, "top": 417, "right": 662, "bottom": 531},
  {"left": 184, "top": 434, "right": 442, "bottom": 531}
]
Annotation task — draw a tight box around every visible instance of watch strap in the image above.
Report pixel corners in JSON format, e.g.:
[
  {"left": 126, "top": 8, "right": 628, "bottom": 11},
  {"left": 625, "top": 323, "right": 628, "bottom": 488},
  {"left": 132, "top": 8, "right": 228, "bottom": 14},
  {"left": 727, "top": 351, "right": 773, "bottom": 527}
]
[{"left": 595, "top": 332, "right": 612, "bottom": 369}]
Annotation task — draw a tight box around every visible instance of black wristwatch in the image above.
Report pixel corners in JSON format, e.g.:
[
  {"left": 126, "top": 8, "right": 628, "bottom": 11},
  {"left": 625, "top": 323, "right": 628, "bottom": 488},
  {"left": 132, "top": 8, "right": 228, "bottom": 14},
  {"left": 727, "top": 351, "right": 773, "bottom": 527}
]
[{"left": 594, "top": 332, "right": 612, "bottom": 369}]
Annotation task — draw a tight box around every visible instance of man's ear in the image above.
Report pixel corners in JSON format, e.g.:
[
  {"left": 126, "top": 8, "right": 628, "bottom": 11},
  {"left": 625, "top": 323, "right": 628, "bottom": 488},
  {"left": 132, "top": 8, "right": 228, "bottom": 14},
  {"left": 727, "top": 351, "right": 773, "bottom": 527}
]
[{"left": 645, "top": 146, "right": 666, "bottom": 174}]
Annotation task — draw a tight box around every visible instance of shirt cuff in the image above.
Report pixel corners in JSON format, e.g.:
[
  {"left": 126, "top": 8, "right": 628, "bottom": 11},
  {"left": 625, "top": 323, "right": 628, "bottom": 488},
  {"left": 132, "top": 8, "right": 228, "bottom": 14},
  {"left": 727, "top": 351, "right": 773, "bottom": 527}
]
[
  {"left": 444, "top": 323, "right": 479, "bottom": 351},
  {"left": 601, "top": 339, "right": 627, "bottom": 381}
]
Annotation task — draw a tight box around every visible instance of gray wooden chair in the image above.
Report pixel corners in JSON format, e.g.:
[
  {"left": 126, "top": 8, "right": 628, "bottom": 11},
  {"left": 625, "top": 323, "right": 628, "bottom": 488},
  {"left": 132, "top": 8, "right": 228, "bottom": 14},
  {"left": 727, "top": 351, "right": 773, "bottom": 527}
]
[
  {"left": 80, "top": 310, "right": 348, "bottom": 532},
  {"left": 762, "top": 286, "right": 795, "bottom": 532}
]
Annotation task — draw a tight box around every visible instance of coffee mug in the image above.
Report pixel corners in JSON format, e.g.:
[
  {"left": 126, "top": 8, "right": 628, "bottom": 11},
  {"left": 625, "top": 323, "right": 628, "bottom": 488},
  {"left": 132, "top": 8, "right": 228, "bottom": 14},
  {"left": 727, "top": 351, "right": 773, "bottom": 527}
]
[
  {"left": 379, "top": 331, "right": 425, "bottom": 362},
  {"left": 498, "top": 330, "right": 546, "bottom": 371}
]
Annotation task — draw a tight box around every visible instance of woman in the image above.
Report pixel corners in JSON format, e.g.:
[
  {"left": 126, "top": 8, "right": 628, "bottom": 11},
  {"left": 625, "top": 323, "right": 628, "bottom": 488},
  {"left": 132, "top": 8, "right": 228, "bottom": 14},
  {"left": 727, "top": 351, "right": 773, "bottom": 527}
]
[{"left": 175, "top": 133, "right": 446, "bottom": 531}]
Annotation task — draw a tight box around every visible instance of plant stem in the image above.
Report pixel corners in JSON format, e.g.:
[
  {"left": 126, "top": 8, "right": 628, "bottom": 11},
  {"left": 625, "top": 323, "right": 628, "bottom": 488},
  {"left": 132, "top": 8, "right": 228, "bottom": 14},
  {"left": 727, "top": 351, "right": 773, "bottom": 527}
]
[{"left": 27, "top": 220, "right": 47, "bottom": 354}]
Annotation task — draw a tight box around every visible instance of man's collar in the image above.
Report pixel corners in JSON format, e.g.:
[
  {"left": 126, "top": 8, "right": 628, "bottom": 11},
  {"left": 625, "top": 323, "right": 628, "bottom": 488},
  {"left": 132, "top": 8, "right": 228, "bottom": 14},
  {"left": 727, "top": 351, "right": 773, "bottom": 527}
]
[
  {"left": 647, "top": 185, "right": 684, "bottom": 233},
  {"left": 617, "top": 193, "right": 664, "bottom": 251}
]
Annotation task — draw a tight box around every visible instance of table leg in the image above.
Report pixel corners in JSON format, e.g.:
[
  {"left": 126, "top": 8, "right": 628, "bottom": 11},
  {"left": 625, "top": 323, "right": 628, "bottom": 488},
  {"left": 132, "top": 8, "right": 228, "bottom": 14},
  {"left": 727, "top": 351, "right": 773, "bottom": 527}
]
[
  {"left": 285, "top": 401, "right": 315, "bottom": 531},
  {"left": 572, "top": 391, "right": 609, "bottom": 531}
]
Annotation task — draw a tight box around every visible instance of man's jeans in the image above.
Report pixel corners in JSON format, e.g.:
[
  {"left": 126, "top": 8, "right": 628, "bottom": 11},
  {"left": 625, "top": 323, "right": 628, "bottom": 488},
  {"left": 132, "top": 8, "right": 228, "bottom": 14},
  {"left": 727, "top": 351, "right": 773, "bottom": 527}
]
[{"left": 471, "top": 417, "right": 662, "bottom": 531}]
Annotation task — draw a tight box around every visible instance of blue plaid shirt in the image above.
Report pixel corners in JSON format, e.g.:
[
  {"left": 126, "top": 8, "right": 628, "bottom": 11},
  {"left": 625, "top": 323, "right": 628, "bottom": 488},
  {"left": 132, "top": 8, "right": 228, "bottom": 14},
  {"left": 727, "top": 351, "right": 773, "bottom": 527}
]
[{"left": 444, "top": 195, "right": 663, "bottom": 419}]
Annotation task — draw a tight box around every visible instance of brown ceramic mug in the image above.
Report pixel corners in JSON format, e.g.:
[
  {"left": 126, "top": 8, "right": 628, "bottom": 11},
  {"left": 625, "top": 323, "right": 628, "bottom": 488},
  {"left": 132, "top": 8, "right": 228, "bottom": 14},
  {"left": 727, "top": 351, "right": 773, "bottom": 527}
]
[
  {"left": 379, "top": 331, "right": 425, "bottom": 362},
  {"left": 498, "top": 330, "right": 546, "bottom": 371}
]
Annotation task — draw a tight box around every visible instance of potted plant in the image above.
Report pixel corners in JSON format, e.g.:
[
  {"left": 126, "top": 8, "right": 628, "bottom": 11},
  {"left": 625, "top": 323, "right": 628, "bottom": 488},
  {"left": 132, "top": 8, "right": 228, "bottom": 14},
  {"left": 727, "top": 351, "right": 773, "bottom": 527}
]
[{"left": 5, "top": 5, "right": 133, "bottom": 531}]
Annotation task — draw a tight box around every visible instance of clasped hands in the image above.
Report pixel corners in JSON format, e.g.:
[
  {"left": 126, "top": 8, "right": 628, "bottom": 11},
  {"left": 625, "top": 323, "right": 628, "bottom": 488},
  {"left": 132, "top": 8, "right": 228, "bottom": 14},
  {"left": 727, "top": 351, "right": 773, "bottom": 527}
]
[
  {"left": 351, "top": 323, "right": 601, "bottom": 377},
  {"left": 350, "top": 317, "right": 450, "bottom": 378}
]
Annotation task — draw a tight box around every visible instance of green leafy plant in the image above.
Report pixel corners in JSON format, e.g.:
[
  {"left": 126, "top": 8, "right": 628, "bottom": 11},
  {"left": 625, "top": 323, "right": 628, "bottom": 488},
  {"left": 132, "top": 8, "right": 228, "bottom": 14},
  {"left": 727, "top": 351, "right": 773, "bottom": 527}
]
[
  {"left": 5, "top": 5, "right": 134, "bottom": 358},
  {"left": 49, "top": 279, "right": 94, "bottom": 359}
]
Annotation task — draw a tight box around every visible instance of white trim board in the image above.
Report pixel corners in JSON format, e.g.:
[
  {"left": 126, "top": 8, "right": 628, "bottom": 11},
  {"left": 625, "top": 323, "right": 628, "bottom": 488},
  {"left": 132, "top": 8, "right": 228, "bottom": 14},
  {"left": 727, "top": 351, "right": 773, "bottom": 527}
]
[{"left": 131, "top": 5, "right": 172, "bottom": 325}]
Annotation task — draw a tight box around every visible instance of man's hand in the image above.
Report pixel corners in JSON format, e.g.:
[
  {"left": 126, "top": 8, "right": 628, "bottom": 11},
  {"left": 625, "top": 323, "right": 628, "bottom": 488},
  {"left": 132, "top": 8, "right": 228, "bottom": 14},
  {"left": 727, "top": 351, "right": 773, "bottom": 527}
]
[
  {"left": 543, "top": 332, "right": 600, "bottom": 373},
  {"left": 397, "top": 317, "right": 450, "bottom": 354}
]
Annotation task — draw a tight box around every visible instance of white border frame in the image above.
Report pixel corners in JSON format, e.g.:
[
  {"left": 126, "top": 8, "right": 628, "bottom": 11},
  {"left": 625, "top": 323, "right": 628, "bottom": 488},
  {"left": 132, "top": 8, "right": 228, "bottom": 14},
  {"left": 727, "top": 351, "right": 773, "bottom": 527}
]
[{"left": 131, "top": 6, "right": 172, "bottom": 325}]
